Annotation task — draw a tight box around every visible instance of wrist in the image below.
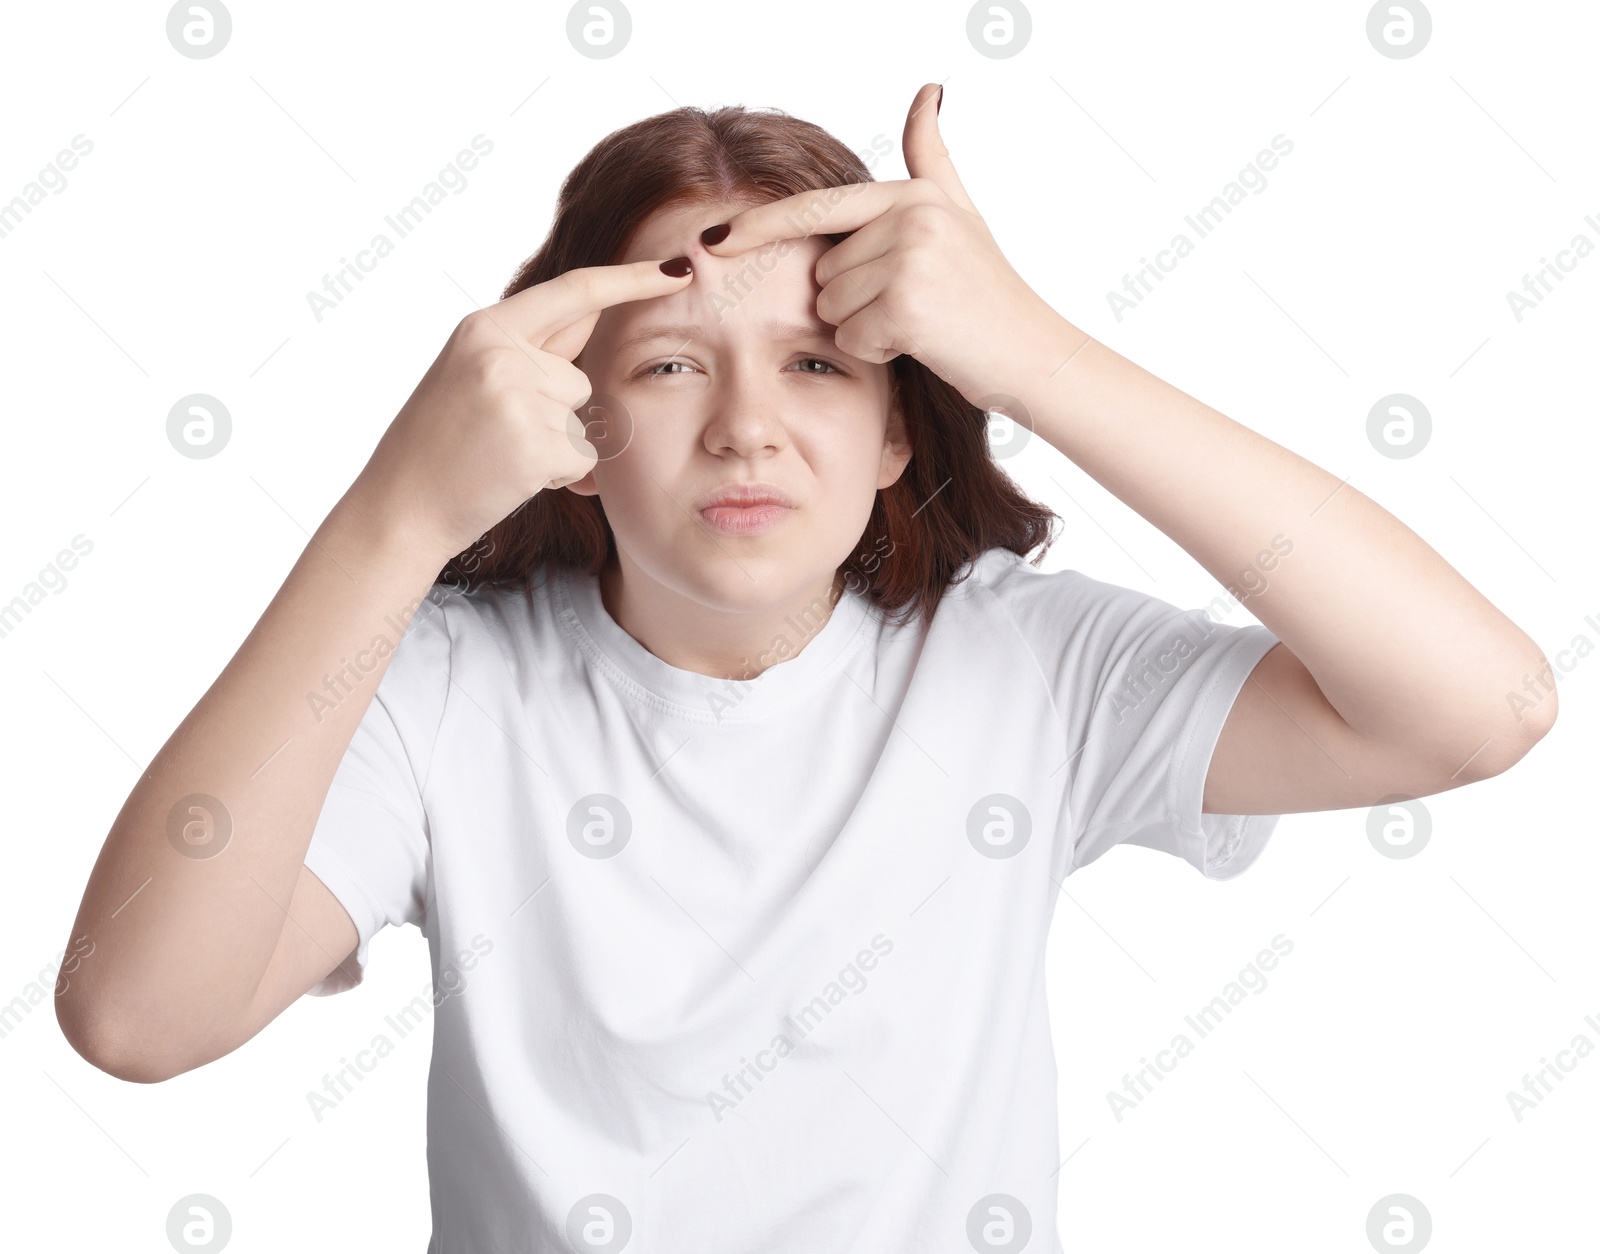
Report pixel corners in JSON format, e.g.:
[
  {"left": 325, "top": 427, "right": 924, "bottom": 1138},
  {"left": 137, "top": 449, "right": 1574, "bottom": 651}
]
[{"left": 971, "top": 304, "right": 1093, "bottom": 426}]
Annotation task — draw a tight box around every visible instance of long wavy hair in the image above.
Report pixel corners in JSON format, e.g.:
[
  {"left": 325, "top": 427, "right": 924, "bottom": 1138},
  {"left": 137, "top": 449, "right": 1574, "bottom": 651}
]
[{"left": 436, "top": 103, "right": 1060, "bottom": 629}]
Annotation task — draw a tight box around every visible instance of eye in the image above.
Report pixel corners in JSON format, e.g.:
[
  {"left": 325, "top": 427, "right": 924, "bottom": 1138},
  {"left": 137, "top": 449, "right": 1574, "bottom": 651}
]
[
  {"left": 641, "top": 359, "right": 697, "bottom": 378},
  {"left": 789, "top": 357, "right": 841, "bottom": 375}
]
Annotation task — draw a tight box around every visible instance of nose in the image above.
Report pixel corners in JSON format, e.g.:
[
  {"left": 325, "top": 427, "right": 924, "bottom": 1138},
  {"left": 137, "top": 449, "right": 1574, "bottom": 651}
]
[{"left": 699, "top": 359, "right": 791, "bottom": 460}]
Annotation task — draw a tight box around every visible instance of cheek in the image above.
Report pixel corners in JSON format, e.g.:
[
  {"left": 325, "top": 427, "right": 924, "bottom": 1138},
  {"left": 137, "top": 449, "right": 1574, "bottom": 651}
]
[
  {"left": 807, "top": 407, "right": 889, "bottom": 470},
  {"left": 594, "top": 418, "right": 686, "bottom": 502}
]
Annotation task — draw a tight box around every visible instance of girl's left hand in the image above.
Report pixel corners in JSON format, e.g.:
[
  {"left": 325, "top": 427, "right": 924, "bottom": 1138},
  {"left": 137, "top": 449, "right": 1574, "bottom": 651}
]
[{"left": 699, "top": 82, "right": 1072, "bottom": 408}]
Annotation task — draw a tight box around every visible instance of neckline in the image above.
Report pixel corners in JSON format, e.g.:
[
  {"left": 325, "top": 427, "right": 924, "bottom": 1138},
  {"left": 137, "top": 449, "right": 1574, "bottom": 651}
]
[{"left": 551, "top": 564, "right": 872, "bottom": 723}]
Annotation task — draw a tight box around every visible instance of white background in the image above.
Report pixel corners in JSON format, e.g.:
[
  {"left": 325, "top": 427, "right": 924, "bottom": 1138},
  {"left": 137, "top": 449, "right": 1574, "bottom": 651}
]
[{"left": 1, "top": 1, "right": 1595, "bottom": 1250}]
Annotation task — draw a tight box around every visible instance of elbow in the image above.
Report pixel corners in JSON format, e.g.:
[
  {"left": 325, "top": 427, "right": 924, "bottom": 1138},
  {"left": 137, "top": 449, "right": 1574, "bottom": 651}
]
[
  {"left": 1487, "top": 637, "right": 1562, "bottom": 765},
  {"left": 1523, "top": 677, "right": 1559, "bottom": 744},
  {"left": 55, "top": 998, "right": 179, "bottom": 1085},
  {"left": 1361, "top": 648, "right": 1558, "bottom": 796},
  {"left": 1453, "top": 683, "right": 1557, "bottom": 784}
]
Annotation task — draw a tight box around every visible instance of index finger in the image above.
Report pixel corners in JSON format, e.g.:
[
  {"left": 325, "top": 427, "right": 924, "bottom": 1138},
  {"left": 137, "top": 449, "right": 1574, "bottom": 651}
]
[
  {"left": 699, "top": 182, "right": 923, "bottom": 257},
  {"left": 494, "top": 258, "right": 695, "bottom": 346}
]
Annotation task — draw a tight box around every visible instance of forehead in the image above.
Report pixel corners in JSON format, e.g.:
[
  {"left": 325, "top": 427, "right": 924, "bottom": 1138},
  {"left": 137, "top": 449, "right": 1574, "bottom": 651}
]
[{"left": 591, "top": 200, "right": 842, "bottom": 354}]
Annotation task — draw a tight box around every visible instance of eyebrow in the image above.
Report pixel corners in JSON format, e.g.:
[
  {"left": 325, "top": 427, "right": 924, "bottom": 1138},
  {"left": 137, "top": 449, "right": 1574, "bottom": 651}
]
[{"left": 613, "top": 319, "right": 836, "bottom": 356}]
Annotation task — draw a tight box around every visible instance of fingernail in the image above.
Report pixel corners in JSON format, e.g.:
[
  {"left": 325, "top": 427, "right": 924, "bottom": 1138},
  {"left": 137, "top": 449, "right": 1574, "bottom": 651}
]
[
  {"left": 936, "top": 86, "right": 944, "bottom": 116},
  {"left": 699, "top": 223, "right": 730, "bottom": 247},
  {"left": 660, "top": 256, "right": 692, "bottom": 277}
]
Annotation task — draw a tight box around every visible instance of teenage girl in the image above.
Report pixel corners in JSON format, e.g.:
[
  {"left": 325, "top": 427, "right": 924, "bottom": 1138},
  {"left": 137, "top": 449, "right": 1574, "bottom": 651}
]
[{"left": 58, "top": 83, "right": 1553, "bottom": 1252}]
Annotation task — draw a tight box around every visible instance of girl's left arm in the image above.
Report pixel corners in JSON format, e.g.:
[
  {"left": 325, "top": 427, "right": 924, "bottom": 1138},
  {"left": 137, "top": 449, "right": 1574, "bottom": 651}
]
[{"left": 1006, "top": 321, "right": 1556, "bottom": 816}]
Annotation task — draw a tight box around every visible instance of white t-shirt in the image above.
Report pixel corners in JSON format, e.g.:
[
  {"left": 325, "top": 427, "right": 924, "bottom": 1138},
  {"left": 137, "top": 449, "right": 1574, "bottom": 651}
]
[{"left": 302, "top": 545, "right": 1281, "bottom": 1252}]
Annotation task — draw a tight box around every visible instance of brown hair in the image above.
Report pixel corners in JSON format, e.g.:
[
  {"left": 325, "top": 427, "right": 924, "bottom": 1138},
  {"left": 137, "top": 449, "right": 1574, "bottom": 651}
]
[{"left": 437, "top": 103, "right": 1060, "bottom": 629}]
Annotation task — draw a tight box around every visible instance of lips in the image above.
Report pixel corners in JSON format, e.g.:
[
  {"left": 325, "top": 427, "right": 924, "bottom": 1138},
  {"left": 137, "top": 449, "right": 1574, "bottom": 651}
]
[
  {"left": 695, "top": 482, "right": 797, "bottom": 537},
  {"left": 694, "top": 482, "right": 796, "bottom": 511}
]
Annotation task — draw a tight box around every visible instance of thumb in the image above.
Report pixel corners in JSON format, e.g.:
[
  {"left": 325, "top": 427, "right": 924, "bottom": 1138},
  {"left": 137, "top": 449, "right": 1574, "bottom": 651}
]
[{"left": 902, "top": 81, "right": 980, "bottom": 216}]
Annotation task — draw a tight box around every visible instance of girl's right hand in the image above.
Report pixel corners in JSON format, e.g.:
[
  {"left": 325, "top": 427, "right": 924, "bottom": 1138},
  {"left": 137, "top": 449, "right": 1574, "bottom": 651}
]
[{"left": 348, "top": 258, "right": 693, "bottom": 564}]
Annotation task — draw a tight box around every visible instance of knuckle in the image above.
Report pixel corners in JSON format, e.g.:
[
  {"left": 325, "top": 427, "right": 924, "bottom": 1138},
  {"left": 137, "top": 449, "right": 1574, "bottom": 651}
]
[
  {"left": 485, "top": 390, "right": 533, "bottom": 438},
  {"left": 899, "top": 201, "right": 945, "bottom": 242},
  {"left": 814, "top": 285, "right": 840, "bottom": 325},
  {"left": 535, "top": 391, "right": 580, "bottom": 435},
  {"left": 471, "top": 348, "right": 521, "bottom": 395},
  {"left": 833, "top": 320, "right": 867, "bottom": 359},
  {"left": 546, "top": 361, "right": 593, "bottom": 411},
  {"left": 455, "top": 309, "right": 497, "bottom": 346}
]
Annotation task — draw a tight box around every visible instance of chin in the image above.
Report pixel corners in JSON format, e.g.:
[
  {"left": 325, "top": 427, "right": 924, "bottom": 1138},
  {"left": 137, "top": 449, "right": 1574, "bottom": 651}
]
[{"left": 654, "top": 547, "right": 835, "bottom": 616}]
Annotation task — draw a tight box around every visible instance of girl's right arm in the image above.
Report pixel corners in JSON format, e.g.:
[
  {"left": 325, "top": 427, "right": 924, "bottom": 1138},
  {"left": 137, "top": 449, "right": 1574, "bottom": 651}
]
[
  {"left": 55, "top": 259, "right": 695, "bottom": 1082},
  {"left": 55, "top": 492, "right": 454, "bottom": 1083}
]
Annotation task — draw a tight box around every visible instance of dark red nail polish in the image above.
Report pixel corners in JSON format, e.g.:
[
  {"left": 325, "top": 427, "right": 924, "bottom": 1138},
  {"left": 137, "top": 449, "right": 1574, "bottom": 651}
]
[
  {"left": 700, "top": 222, "right": 730, "bottom": 247},
  {"left": 936, "top": 86, "right": 944, "bottom": 116},
  {"left": 660, "top": 256, "right": 692, "bottom": 277}
]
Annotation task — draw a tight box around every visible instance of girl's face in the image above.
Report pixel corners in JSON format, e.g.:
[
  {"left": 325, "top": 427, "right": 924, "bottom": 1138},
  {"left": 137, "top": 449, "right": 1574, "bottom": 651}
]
[{"left": 570, "top": 199, "right": 913, "bottom": 614}]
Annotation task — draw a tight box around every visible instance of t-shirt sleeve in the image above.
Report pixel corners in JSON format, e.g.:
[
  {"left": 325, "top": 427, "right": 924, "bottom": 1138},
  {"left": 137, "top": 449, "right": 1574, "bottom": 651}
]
[
  {"left": 301, "top": 596, "right": 450, "bottom": 997},
  {"left": 987, "top": 556, "right": 1283, "bottom": 883}
]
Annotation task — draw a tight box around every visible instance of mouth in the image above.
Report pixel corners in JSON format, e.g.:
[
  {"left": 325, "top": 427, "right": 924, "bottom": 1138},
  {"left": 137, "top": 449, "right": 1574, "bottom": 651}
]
[{"left": 696, "top": 482, "right": 796, "bottom": 537}]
